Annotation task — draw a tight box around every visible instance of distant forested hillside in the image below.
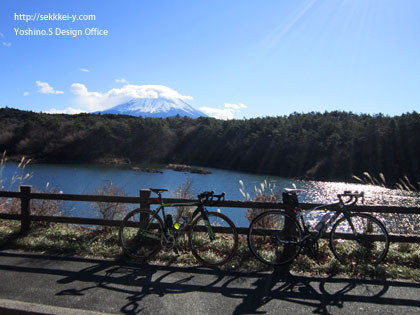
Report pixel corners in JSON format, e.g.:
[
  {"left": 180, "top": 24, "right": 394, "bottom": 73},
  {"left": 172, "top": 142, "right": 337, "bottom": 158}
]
[{"left": 1, "top": 107, "right": 419, "bottom": 183}]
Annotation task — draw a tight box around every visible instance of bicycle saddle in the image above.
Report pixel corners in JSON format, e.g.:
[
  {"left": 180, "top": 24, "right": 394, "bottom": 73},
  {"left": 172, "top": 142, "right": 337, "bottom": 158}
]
[
  {"left": 149, "top": 188, "right": 168, "bottom": 194},
  {"left": 284, "top": 188, "right": 305, "bottom": 193}
]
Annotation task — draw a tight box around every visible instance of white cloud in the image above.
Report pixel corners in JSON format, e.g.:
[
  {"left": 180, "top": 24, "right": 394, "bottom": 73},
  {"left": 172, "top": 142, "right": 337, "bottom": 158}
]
[
  {"left": 23, "top": 92, "right": 29, "bottom": 96},
  {"left": 36, "top": 81, "right": 64, "bottom": 94},
  {"left": 200, "top": 102, "right": 247, "bottom": 120},
  {"left": 224, "top": 103, "right": 247, "bottom": 110},
  {"left": 1, "top": 32, "right": 11, "bottom": 47},
  {"left": 80, "top": 68, "right": 89, "bottom": 72},
  {"left": 199, "top": 107, "right": 236, "bottom": 120},
  {"left": 46, "top": 107, "right": 87, "bottom": 115},
  {"left": 115, "top": 78, "right": 129, "bottom": 84},
  {"left": 70, "top": 83, "right": 194, "bottom": 112}
]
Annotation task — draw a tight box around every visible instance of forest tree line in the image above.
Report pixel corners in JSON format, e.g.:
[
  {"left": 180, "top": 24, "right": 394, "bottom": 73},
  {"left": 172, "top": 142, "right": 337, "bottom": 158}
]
[{"left": 0, "top": 107, "right": 419, "bottom": 184}]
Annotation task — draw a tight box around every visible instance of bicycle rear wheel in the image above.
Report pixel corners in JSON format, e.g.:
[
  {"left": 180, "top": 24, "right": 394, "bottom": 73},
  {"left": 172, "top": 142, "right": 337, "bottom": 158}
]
[
  {"left": 119, "top": 209, "right": 164, "bottom": 260},
  {"left": 189, "top": 212, "right": 238, "bottom": 267},
  {"left": 330, "top": 213, "right": 389, "bottom": 265},
  {"left": 248, "top": 210, "right": 303, "bottom": 266}
]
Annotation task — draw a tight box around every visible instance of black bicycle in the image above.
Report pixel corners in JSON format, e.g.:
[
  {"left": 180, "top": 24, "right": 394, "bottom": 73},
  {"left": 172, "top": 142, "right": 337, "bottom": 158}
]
[
  {"left": 119, "top": 188, "right": 238, "bottom": 267},
  {"left": 247, "top": 189, "right": 389, "bottom": 266}
]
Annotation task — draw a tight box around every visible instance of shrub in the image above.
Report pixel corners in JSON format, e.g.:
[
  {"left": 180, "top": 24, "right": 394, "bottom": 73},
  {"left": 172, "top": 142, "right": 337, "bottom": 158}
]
[
  {"left": 90, "top": 180, "right": 129, "bottom": 231},
  {"left": 172, "top": 178, "right": 196, "bottom": 221},
  {"left": 30, "top": 183, "right": 63, "bottom": 218},
  {"left": 0, "top": 152, "right": 32, "bottom": 214},
  {"left": 353, "top": 171, "right": 420, "bottom": 234},
  {"left": 239, "top": 179, "right": 284, "bottom": 223}
]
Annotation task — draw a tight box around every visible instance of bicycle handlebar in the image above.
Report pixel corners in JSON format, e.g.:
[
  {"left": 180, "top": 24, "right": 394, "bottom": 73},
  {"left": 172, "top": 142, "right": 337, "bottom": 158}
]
[
  {"left": 197, "top": 191, "right": 225, "bottom": 203},
  {"left": 337, "top": 191, "right": 364, "bottom": 205},
  {"left": 213, "top": 192, "right": 225, "bottom": 202},
  {"left": 198, "top": 191, "right": 213, "bottom": 201}
]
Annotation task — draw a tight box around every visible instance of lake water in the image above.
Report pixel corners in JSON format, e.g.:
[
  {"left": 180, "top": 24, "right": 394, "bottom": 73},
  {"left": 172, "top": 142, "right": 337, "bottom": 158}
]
[{"left": 1, "top": 163, "right": 418, "bottom": 227}]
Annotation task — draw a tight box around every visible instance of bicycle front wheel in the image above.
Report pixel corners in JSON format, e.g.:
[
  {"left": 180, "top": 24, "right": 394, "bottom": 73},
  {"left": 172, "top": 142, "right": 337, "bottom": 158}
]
[
  {"left": 119, "top": 209, "right": 164, "bottom": 260},
  {"left": 189, "top": 212, "right": 238, "bottom": 267},
  {"left": 330, "top": 213, "right": 389, "bottom": 265},
  {"left": 248, "top": 210, "right": 303, "bottom": 266}
]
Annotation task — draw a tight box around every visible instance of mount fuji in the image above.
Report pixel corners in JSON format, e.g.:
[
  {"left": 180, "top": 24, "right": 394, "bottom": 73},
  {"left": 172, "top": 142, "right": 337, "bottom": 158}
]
[{"left": 98, "top": 97, "right": 207, "bottom": 118}]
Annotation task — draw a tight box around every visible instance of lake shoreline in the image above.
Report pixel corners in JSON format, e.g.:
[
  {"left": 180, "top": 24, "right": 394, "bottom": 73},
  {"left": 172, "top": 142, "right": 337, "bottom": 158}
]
[
  {"left": 3, "top": 154, "right": 366, "bottom": 186},
  {"left": 4, "top": 156, "right": 419, "bottom": 193}
]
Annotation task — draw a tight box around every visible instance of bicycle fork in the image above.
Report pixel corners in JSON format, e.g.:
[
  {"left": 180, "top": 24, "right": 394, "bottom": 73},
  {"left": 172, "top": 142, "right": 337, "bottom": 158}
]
[
  {"left": 202, "top": 213, "right": 215, "bottom": 241},
  {"left": 342, "top": 213, "right": 364, "bottom": 244}
]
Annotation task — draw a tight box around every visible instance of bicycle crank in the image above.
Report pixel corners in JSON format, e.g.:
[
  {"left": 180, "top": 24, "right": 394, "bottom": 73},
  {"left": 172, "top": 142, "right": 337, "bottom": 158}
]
[
  {"left": 303, "top": 236, "right": 319, "bottom": 260},
  {"left": 161, "top": 235, "right": 176, "bottom": 250}
]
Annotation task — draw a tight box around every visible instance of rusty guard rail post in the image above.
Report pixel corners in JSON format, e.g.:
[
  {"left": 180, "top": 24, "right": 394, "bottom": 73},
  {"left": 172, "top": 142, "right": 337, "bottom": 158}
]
[
  {"left": 139, "top": 189, "right": 151, "bottom": 227},
  {"left": 139, "top": 189, "right": 151, "bottom": 210},
  {"left": 276, "top": 190, "right": 299, "bottom": 272},
  {"left": 20, "top": 185, "right": 32, "bottom": 235}
]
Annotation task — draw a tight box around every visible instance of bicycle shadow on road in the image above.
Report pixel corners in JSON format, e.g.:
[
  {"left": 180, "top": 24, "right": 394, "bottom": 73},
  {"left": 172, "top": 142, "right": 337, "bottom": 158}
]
[
  {"left": 223, "top": 271, "right": 395, "bottom": 315},
  {"left": 1, "top": 251, "right": 420, "bottom": 315}
]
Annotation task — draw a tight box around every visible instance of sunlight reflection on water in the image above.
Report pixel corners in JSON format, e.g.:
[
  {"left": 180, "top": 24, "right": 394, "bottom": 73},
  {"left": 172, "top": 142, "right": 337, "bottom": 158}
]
[
  {"left": 293, "top": 179, "right": 419, "bottom": 207},
  {"left": 286, "top": 180, "right": 420, "bottom": 234}
]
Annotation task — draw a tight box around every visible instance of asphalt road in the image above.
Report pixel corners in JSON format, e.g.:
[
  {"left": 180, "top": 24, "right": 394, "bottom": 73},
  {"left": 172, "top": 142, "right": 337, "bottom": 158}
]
[{"left": 0, "top": 250, "right": 419, "bottom": 314}]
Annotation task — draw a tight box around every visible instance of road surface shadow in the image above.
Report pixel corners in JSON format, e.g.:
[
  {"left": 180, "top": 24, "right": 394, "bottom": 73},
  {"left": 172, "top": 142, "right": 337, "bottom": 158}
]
[{"left": 0, "top": 251, "right": 419, "bottom": 314}]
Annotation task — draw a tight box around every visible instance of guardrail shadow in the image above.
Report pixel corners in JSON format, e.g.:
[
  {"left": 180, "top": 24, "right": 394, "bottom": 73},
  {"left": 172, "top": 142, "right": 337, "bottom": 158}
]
[
  {"left": 0, "top": 251, "right": 419, "bottom": 314},
  {"left": 222, "top": 272, "right": 394, "bottom": 315}
]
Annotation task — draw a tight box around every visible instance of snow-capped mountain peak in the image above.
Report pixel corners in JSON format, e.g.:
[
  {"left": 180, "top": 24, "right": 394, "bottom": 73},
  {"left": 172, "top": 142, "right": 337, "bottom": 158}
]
[{"left": 99, "top": 97, "right": 206, "bottom": 118}]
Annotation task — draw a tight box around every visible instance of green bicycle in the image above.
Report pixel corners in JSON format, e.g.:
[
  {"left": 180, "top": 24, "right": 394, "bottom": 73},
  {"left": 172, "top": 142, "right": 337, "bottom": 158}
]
[{"left": 119, "top": 188, "right": 238, "bottom": 267}]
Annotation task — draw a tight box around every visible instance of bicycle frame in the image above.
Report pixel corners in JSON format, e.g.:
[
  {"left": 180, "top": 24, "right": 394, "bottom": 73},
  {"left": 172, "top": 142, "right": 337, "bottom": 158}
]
[
  {"left": 150, "top": 199, "right": 215, "bottom": 240},
  {"left": 247, "top": 190, "right": 388, "bottom": 266},
  {"left": 295, "top": 201, "right": 352, "bottom": 244},
  {"left": 120, "top": 189, "right": 237, "bottom": 266}
]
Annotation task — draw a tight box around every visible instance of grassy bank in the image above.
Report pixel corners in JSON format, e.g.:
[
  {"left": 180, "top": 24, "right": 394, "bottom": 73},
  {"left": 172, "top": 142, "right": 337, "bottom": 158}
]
[{"left": 1, "top": 220, "right": 419, "bottom": 281}]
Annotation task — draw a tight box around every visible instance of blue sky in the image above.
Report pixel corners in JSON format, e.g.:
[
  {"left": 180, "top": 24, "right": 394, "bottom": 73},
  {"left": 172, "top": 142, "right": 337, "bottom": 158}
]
[{"left": 1, "top": 0, "right": 419, "bottom": 119}]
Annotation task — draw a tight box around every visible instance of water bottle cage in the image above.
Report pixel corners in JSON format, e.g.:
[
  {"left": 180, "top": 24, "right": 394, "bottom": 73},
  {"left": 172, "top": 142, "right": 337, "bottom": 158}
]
[
  {"left": 173, "top": 215, "right": 188, "bottom": 231},
  {"left": 165, "top": 214, "right": 173, "bottom": 227}
]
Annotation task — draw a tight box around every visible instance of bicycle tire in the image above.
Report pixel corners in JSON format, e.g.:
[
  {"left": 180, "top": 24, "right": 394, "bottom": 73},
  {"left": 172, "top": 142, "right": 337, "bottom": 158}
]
[
  {"left": 119, "top": 208, "right": 164, "bottom": 260},
  {"left": 330, "top": 213, "right": 389, "bottom": 265},
  {"left": 247, "top": 210, "right": 303, "bottom": 266},
  {"left": 189, "top": 212, "right": 238, "bottom": 267}
]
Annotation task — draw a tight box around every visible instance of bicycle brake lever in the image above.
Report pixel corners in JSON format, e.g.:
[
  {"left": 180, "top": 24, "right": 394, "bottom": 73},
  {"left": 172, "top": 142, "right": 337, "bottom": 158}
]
[{"left": 215, "top": 192, "right": 225, "bottom": 202}]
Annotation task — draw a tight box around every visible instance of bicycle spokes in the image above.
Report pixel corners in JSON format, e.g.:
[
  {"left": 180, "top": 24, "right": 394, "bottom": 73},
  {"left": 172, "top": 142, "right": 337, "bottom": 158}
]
[
  {"left": 330, "top": 213, "right": 389, "bottom": 265},
  {"left": 119, "top": 209, "right": 163, "bottom": 259},
  {"left": 189, "top": 212, "right": 238, "bottom": 266},
  {"left": 248, "top": 211, "right": 303, "bottom": 266}
]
